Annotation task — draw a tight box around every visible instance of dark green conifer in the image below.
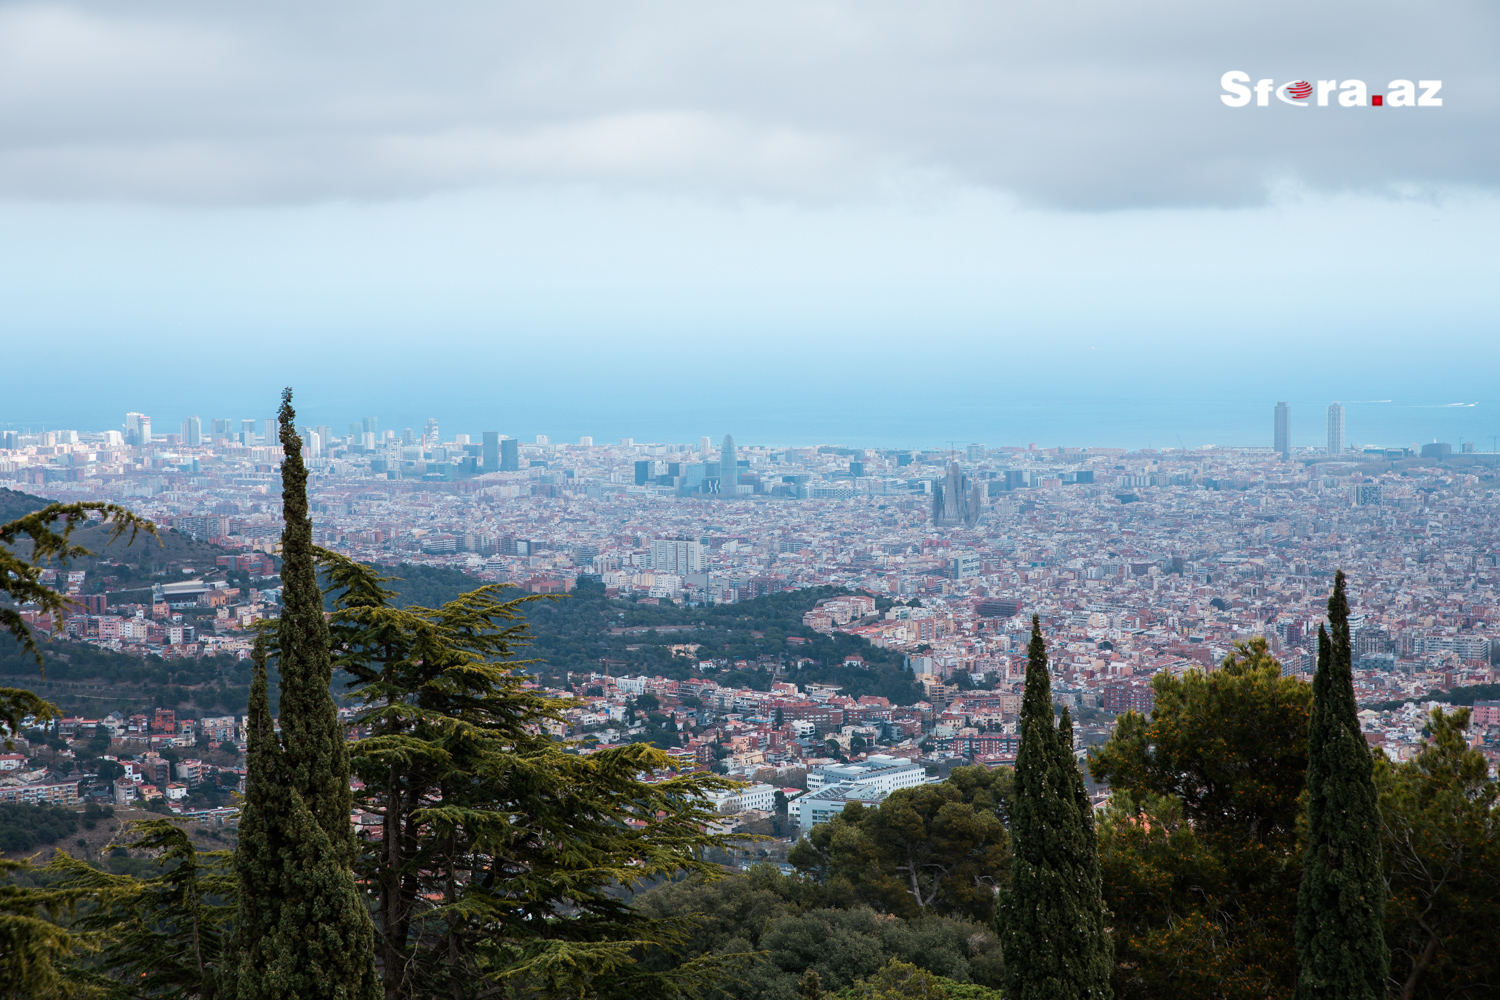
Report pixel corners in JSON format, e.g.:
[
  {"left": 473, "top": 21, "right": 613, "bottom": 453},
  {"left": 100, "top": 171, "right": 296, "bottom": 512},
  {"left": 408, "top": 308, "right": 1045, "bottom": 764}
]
[
  {"left": 1295, "top": 571, "right": 1387, "bottom": 1000},
  {"left": 232, "top": 390, "right": 379, "bottom": 1000},
  {"left": 231, "top": 634, "right": 280, "bottom": 992},
  {"left": 997, "top": 615, "right": 1113, "bottom": 1000}
]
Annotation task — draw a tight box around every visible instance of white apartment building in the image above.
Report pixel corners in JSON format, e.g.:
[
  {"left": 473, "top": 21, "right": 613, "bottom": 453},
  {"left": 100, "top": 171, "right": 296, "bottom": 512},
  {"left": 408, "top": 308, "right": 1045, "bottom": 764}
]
[
  {"left": 805, "top": 755, "right": 926, "bottom": 795},
  {"left": 791, "top": 782, "right": 890, "bottom": 834},
  {"left": 650, "top": 539, "right": 704, "bottom": 574},
  {"left": 706, "top": 781, "right": 778, "bottom": 814}
]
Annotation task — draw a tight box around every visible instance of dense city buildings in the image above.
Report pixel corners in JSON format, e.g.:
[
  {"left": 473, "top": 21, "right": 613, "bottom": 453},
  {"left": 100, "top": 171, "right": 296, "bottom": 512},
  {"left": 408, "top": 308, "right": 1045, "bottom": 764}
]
[{"left": 4, "top": 407, "right": 1500, "bottom": 824}]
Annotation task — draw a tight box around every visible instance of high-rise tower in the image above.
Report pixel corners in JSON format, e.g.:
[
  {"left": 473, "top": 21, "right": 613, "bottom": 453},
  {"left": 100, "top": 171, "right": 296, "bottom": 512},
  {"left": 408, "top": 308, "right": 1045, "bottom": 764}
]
[
  {"left": 1274, "top": 402, "right": 1291, "bottom": 459},
  {"left": 125, "top": 412, "right": 149, "bottom": 447},
  {"left": 1326, "top": 402, "right": 1345, "bottom": 455},
  {"left": 482, "top": 431, "right": 500, "bottom": 471},
  {"left": 720, "top": 434, "right": 736, "bottom": 497}
]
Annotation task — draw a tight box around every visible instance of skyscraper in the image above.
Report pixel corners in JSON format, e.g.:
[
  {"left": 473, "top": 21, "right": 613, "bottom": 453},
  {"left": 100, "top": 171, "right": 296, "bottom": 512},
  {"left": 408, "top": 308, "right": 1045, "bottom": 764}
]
[
  {"left": 1327, "top": 402, "right": 1345, "bottom": 455},
  {"left": 241, "top": 418, "right": 258, "bottom": 444},
  {"left": 720, "top": 434, "right": 736, "bottom": 497},
  {"left": 483, "top": 431, "right": 500, "bottom": 471},
  {"left": 125, "top": 412, "right": 148, "bottom": 446},
  {"left": 700, "top": 435, "right": 713, "bottom": 457},
  {"left": 182, "top": 416, "right": 202, "bottom": 447},
  {"left": 500, "top": 438, "right": 519, "bottom": 471},
  {"left": 1274, "top": 402, "right": 1290, "bottom": 459}
]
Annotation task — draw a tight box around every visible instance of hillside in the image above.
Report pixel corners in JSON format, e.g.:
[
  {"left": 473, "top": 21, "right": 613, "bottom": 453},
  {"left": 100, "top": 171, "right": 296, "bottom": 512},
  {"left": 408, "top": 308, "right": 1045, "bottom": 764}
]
[
  {"left": 335, "top": 565, "right": 922, "bottom": 704},
  {"left": 0, "top": 488, "right": 238, "bottom": 578},
  {"left": 1367, "top": 682, "right": 1500, "bottom": 712},
  {"left": 0, "top": 548, "right": 917, "bottom": 717},
  {"left": 0, "top": 636, "right": 257, "bottom": 717}
]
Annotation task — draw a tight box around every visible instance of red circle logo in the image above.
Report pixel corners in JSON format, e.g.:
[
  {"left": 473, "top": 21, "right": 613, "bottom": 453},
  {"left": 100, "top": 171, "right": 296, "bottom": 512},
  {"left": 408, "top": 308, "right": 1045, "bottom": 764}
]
[{"left": 1287, "top": 81, "right": 1313, "bottom": 100}]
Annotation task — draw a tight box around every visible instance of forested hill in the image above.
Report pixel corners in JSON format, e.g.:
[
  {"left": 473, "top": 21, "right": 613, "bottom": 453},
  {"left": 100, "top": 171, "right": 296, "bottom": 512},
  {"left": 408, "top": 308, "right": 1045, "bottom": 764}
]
[
  {"left": 0, "top": 487, "right": 49, "bottom": 523},
  {"left": 0, "top": 556, "right": 918, "bottom": 716},
  {"left": 0, "top": 488, "right": 235, "bottom": 577},
  {"left": 338, "top": 566, "right": 921, "bottom": 704}
]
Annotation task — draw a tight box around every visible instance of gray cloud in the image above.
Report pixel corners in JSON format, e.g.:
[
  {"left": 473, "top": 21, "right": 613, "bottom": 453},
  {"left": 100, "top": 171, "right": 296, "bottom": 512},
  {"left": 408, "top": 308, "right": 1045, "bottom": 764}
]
[{"left": 0, "top": 0, "right": 1494, "bottom": 208}]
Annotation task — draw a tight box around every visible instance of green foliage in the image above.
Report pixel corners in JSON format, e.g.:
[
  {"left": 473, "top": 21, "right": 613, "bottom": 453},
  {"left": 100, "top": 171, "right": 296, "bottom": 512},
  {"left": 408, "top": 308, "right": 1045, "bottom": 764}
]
[
  {"left": 0, "top": 498, "right": 157, "bottom": 745},
  {"left": 832, "top": 958, "right": 1003, "bottom": 999},
  {"left": 996, "top": 615, "right": 1111, "bottom": 1000},
  {"left": 633, "top": 865, "right": 1006, "bottom": 999},
  {"left": 319, "top": 547, "right": 744, "bottom": 999},
  {"left": 320, "top": 570, "right": 919, "bottom": 703},
  {"left": 1295, "top": 572, "right": 1387, "bottom": 1000},
  {"left": 81, "top": 802, "right": 114, "bottom": 831},
  {"left": 523, "top": 578, "right": 921, "bottom": 705},
  {"left": 1366, "top": 681, "right": 1500, "bottom": 713},
  {"left": 344, "top": 562, "right": 485, "bottom": 610},
  {"left": 231, "top": 388, "right": 379, "bottom": 1000},
  {"left": 787, "top": 766, "right": 1011, "bottom": 923},
  {"left": 1089, "top": 636, "right": 1310, "bottom": 999},
  {"left": 830, "top": 957, "right": 1006, "bottom": 998},
  {"left": 0, "top": 857, "right": 94, "bottom": 999},
  {"left": 45, "top": 818, "right": 235, "bottom": 997},
  {"left": 0, "top": 499, "right": 157, "bottom": 664},
  {"left": 1376, "top": 707, "right": 1500, "bottom": 1000},
  {"left": 1093, "top": 638, "right": 1310, "bottom": 847},
  {"left": 0, "top": 638, "right": 258, "bottom": 718},
  {"left": 0, "top": 803, "right": 79, "bottom": 854}
]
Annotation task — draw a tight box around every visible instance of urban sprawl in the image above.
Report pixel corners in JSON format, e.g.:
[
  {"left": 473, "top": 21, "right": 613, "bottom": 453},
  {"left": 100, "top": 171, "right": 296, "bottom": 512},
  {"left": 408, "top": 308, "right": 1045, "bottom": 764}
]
[{"left": 4, "top": 401, "right": 1499, "bottom": 837}]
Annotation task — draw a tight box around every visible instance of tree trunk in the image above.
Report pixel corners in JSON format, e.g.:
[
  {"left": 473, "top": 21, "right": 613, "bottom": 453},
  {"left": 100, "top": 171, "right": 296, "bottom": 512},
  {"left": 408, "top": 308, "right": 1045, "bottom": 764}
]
[{"left": 1400, "top": 930, "right": 1441, "bottom": 1000}]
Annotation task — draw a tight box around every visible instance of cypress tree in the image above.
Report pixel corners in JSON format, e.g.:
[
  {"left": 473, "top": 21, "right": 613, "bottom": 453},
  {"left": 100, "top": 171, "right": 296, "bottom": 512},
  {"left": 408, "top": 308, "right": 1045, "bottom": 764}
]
[
  {"left": 232, "top": 390, "right": 379, "bottom": 1000},
  {"left": 1295, "top": 571, "right": 1387, "bottom": 1000},
  {"left": 997, "top": 615, "right": 1113, "bottom": 1000},
  {"left": 232, "top": 634, "right": 280, "bottom": 993}
]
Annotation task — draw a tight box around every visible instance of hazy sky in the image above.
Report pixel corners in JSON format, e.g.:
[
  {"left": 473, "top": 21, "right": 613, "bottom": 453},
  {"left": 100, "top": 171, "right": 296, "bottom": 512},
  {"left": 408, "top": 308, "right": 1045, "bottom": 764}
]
[{"left": 2, "top": 1, "right": 1497, "bottom": 448}]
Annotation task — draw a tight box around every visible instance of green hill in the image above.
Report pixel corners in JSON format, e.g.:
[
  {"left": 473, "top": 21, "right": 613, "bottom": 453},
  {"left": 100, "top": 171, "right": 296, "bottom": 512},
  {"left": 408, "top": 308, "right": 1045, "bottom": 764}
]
[{"left": 1, "top": 488, "right": 239, "bottom": 578}]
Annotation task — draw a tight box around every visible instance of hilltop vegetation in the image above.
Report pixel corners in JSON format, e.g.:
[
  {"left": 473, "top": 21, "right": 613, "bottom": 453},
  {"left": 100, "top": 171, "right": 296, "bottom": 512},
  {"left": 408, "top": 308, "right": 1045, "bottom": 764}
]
[
  {"left": 330, "top": 565, "right": 922, "bottom": 703},
  {"left": 0, "top": 488, "right": 236, "bottom": 578},
  {"left": 0, "top": 803, "right": 79, "bottom": 854},
  {"left": 0, "top": 637, "right": 256, "bottom": 717}
]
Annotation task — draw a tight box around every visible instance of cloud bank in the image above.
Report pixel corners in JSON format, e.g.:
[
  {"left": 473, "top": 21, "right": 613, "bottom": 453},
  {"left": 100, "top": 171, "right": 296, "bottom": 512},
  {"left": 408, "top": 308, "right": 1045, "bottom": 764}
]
[{"left": 0, "top": 0, "right": 1495, "bottom": 208}]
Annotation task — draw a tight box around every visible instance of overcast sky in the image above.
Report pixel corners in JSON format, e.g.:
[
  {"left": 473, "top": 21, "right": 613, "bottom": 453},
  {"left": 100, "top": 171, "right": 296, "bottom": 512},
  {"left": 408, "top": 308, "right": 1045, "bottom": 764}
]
[{"left": 3, "top": 0, "right": 1497, "bottom": 447}]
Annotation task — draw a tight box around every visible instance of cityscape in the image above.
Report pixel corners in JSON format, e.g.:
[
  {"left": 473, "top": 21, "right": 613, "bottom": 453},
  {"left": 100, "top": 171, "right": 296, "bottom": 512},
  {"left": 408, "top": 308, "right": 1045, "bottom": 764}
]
[
  {"left": 5, "top": 398, "right": 1497, "bottom": 828},
  {"left": 2, "top": 2, "right": 1497, "bottom": 996}
]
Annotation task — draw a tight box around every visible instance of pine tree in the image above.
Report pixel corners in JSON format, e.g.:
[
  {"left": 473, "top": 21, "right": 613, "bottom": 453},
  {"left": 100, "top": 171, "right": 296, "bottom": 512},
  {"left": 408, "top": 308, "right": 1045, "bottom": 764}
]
[
  {"left": 45, "top": 818, "right": 235, "bottom": 997},
  {"left": 997, "top": 615, "right": 1113, "bottom": 1000},
  {"left": 232, "top": 390, "right": 379, "bottom": 1000},
  {"left": 317, "top": 549, "right": 743, "bottom": 999},
  {"left": 1295, "top": 571, "right": 1387, "bottom": 1000}
]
